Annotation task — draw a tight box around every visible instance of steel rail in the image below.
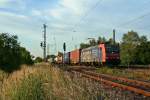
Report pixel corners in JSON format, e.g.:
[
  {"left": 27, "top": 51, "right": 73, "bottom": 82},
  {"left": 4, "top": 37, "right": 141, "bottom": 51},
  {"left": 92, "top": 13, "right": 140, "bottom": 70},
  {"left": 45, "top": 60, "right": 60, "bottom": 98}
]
[
  {"left": 71, "top": 70, "right": 150, "bottom": 97},
  {"left": 82, "top": 70, "right": 150, "bottom": 89}
]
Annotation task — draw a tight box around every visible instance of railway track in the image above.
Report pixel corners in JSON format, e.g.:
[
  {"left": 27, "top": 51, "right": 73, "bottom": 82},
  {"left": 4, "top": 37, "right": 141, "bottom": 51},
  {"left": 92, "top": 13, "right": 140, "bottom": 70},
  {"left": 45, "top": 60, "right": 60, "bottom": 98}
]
[
  {"left": 70, "top": 69, "right": 150, "bottom": 97},
  {"left": 116, "top": 65, "right": 150, "bottom": 69}
]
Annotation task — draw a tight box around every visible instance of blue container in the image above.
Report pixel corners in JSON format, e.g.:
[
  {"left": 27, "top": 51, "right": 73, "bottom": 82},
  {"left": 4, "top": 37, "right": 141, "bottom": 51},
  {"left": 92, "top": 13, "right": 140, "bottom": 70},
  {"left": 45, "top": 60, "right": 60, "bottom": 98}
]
[{"left": 63, "top": 52, "right": 70, "bottom": 64}]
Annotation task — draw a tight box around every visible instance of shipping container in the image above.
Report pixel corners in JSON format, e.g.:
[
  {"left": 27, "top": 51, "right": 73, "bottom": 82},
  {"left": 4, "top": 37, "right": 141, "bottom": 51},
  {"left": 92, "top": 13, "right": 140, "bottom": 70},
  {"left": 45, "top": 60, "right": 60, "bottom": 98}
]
[
  {"left": 63, "top": 52, "right": 70, "bottom": 64},
  {"left": 81, "top": 45, "right": 103, "bottom": 65},
  {"left": 70, "top": 49, "right": 81, "bottom": 64},
  {"left": 81, "top": 46, "right": 93, "bottom": 63},
  {"left": 91, "top": 46, "right": 102, "bottom": 63}
]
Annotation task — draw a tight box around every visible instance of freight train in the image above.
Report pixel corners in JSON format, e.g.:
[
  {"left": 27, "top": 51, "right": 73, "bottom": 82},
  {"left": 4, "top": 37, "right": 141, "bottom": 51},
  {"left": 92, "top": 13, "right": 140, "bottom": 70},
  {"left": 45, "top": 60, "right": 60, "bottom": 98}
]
[{"left": 56, "top": 43, "right": 120, "bottom": 66}]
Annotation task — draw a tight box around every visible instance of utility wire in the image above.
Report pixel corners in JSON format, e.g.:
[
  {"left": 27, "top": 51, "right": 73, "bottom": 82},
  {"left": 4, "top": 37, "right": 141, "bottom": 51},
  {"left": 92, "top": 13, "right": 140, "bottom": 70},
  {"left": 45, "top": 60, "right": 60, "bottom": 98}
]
[
  {"left": 119, "top": 11, "right": 150, "bottom": 27},
  {"left": 72, "top": 0, "right": 103, "bottom": 32}
]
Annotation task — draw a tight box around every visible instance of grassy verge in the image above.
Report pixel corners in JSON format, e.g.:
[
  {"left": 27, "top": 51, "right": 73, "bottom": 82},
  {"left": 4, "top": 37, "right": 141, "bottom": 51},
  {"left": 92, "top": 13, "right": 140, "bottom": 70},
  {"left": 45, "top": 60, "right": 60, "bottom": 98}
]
[
  {"left": 0, "top": 64, "right": 144, "bottom": 100},
  {"left": 96, "top": 67, "right": 150, "bottom": 81},
  {"left": 0, "top": 64, "right": 104, "bottom": 100}
]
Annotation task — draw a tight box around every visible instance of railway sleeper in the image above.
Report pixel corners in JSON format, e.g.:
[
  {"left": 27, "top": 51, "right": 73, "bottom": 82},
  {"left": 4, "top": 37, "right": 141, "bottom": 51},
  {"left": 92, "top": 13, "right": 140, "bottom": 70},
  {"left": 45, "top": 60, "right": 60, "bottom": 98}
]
[
  {"left": 81, "top": 70, "right": 150, "bottom": 89},
  {"left": 80, "top": 73, "right": 150, "bottom": 97},
  {"left": 70, "top": 69, "right": 150, "bottom": 96}
]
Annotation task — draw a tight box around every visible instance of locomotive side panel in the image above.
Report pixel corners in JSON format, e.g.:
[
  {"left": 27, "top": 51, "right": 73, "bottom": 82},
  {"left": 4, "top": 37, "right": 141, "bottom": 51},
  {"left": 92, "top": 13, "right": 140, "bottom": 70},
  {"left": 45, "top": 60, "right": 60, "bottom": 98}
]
[{"left": 99, "top": 44, "right": 106, "bottom": 63}]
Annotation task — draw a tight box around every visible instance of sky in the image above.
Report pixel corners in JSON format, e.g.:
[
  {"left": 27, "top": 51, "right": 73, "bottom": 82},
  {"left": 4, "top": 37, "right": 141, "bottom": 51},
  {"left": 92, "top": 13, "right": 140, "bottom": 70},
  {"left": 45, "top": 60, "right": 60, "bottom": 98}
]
[{"left": 0, "top": 0, "right": 150, "bottom": 57}]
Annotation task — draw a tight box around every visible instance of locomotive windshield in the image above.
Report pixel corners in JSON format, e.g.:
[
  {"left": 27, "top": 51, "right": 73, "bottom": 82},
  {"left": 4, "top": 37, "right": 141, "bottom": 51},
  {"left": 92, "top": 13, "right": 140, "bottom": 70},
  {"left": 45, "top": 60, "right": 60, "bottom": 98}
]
[{"left": 106, "top": 45, "right": 119, "bottom": 54}]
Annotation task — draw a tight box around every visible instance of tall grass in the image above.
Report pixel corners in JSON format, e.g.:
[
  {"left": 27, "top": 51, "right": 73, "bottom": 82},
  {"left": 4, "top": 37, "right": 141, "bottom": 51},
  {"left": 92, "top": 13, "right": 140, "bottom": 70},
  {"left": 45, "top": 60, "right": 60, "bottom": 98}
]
[
  {"left": 0, "top": 64, "right": 141, "bottom": 100},
  {"left": 0, "top": 64, "right": 102, "bottom": 100}
]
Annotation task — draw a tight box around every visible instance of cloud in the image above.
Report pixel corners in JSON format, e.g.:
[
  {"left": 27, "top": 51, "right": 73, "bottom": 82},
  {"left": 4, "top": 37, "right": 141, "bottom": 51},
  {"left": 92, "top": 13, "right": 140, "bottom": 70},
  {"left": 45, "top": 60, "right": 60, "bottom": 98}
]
[
  {"left": 0, "top": 0, "right": 7, "bottom": 3},
  {"left": 0, "top": 0, "right": 9, "bottom": 6},
  {"left": 0, "top": 0, "right": 150, "bottom": 57},
  {"left": 0, "top": 10, "right": 43, "bottom": 56},
  {"left": 31, "top": 10, "right": 42, "bottom": 16},
  {"left": 49, "top": 8, "right": 64, "bottom": 19},
  {"left": 47, "top": 0, "right": 100, "bottom": 20},
  {"left": 59, "top": 0, "right": 85, "bottom": 15},
  {"left": 0, "top": 0, "right": 27, "bottom": 11},
  {"left": 0, "top": 11, "right": 28, "bottom": 19},
  {"left": 58, "top": 0, "right": 100, "bottom": 16}
]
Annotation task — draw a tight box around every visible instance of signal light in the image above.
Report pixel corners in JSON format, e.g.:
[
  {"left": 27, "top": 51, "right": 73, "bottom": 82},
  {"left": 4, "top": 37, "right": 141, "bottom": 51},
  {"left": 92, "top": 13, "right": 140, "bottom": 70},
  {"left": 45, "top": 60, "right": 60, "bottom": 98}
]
[{"left": 40, "top": 42, "right": 43, "bottom": 47}]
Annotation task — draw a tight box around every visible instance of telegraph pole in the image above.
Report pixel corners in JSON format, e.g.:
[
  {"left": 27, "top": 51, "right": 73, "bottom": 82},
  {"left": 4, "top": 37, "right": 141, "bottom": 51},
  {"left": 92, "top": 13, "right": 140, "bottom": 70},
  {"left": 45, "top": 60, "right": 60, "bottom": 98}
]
[{"left": 43, "top": 24, "right": 47, "bottom": 61}]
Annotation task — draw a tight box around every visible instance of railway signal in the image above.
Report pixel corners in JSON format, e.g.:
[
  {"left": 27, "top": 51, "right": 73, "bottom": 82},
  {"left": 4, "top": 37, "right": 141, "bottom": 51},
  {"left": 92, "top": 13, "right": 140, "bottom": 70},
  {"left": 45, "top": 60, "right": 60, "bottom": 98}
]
[
  {"left": 63, "top": 42, "right": 66, "bottom": 52},
  {"left": 40, "top": 42, "right": 43, "bottom": 47},
  {"left": 63, "top": 42, "right": 66, "bottom": 65}
]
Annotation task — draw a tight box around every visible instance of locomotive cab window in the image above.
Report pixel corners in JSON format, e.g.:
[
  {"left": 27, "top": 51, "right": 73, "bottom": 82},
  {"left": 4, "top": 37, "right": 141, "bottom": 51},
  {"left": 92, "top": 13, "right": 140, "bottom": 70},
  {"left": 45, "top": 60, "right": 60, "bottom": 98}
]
[{"left": 106, "top": 45, "right": 119, "bottom": 54}]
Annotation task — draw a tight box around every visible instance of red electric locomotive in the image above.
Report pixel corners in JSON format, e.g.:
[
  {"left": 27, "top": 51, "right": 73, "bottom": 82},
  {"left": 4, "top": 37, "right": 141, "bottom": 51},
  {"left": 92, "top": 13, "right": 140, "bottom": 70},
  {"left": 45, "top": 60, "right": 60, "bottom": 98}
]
[{"left": 80, "top": 43, "right": 120, "bottom": 65}]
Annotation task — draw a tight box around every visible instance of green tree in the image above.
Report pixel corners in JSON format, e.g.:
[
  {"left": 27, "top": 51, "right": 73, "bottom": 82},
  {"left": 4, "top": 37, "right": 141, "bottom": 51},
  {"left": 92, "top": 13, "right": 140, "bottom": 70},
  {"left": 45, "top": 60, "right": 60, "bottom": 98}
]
[
  {"left": 80, "top": 43, "right": 90, "bottom": 49},
  {"left": 46, "top": 55, "right": 56, "bottom": 59},
  {"left": 0, "top": 33, "right": 20, "bottom": 72},
  {"left": 19, "top": 47, "right": 34, "bottom": 65},
  {"left": 120, "top": 31, "right": 140, "bottom": 65},
  {"left": 97, "top": 36, "right": 106, "bottom": 44},
  {"left": 34, "top": 57, "right": 43, "bottom": 63},
  {"left": 135, "top": 40, "right": 150, "bottom": 64},
  {"left": 140, "top": 36, "right": 147, "bottom": 43},
  {"left": 89, "top": 39, "right": 97, "bottom": 46},
  {"left": 0, "top": 33, "right": 33, "bottom": 72}
]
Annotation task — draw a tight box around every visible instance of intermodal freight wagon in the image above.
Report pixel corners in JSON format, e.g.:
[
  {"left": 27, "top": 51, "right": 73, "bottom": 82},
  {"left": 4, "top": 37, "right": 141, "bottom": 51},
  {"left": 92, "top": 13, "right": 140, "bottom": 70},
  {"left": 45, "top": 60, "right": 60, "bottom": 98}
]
[{"left": 56, "top": 43, "right": 120, "bottom": 65}]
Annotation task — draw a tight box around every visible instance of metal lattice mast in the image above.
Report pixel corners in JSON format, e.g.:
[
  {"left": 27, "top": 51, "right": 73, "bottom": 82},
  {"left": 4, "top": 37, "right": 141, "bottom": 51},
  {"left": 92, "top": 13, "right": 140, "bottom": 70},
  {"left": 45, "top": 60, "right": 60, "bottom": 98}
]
[
  {"left": 47, "top": 43, "right": 50, "bottom": 56},
  {"left": 43, "top": 24, "right": 47, "bottom": 61}
]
